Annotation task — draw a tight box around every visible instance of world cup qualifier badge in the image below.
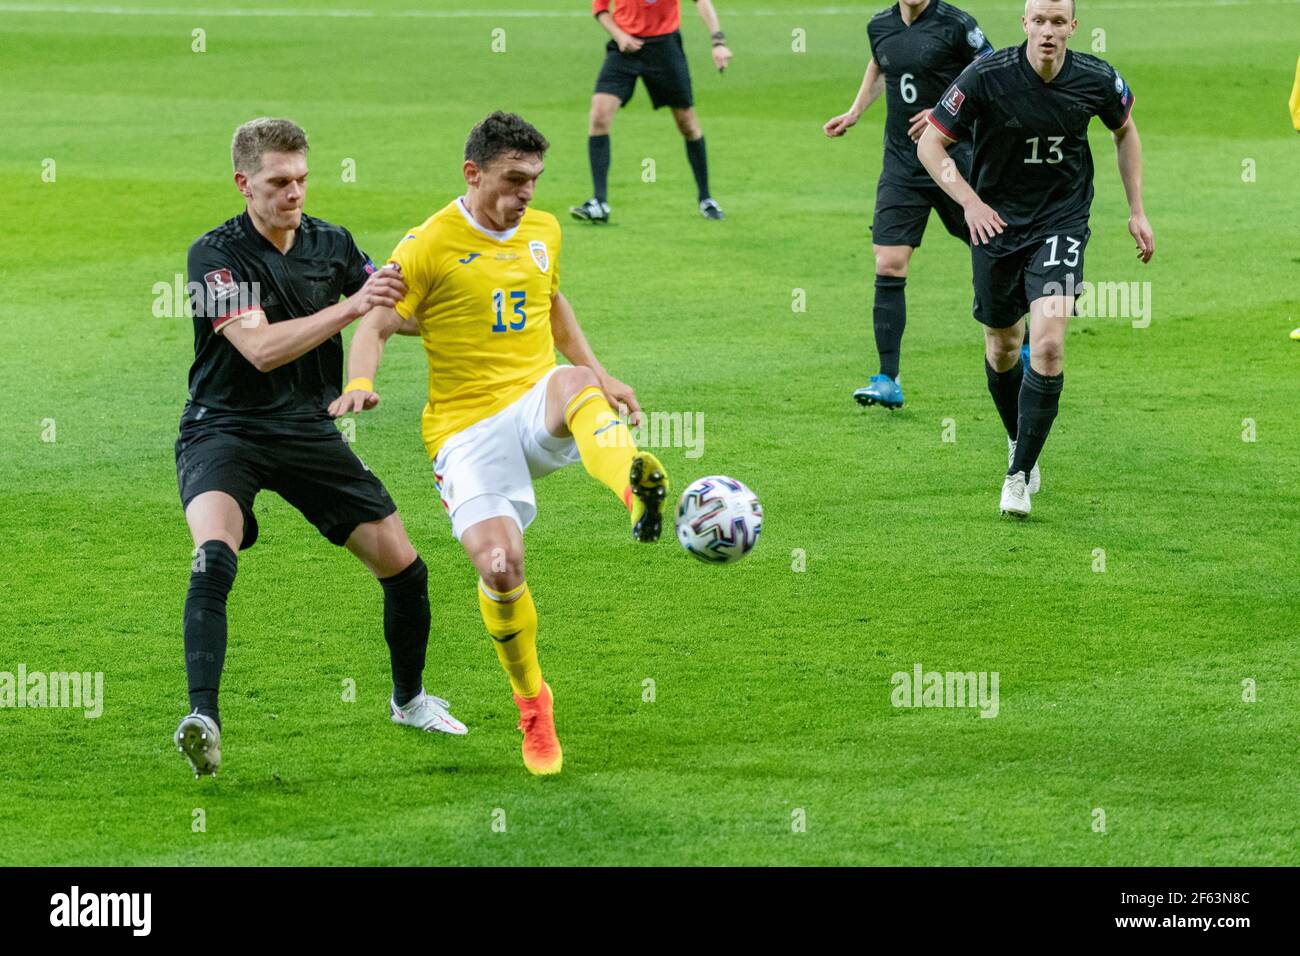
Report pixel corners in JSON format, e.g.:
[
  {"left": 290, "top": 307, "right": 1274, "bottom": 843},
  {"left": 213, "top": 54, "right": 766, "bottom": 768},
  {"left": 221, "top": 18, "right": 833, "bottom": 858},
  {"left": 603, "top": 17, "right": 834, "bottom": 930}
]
[
  {"left": 529, "top": 240, "right": 549, "bottom": 273},
  {"left": 203, "top": 268, "right": 239, "bottom": 300},
  {"left": 941, "top": 86, "right": 966, "bottom": 115}
]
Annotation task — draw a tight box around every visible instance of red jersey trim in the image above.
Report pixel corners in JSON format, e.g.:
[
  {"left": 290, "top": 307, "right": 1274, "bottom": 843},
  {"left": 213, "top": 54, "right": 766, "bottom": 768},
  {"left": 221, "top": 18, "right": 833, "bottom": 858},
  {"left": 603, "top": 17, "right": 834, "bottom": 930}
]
[
  {"left": 927, "top": 113, "right": 958, "bottom": 141},
  {"left": 212, "top": 307, "right": 264, "bottom": 334}
]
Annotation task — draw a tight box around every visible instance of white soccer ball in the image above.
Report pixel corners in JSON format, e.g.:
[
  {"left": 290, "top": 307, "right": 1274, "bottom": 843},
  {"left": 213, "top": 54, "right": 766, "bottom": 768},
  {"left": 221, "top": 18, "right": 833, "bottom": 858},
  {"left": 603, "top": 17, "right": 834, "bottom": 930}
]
[{"left": 675, "top": 475, "right": 763, "bottom": 564}]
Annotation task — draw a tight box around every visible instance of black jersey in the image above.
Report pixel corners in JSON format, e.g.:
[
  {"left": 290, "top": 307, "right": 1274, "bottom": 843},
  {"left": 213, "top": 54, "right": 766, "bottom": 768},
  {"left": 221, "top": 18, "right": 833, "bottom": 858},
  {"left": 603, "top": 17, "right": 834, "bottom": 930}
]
[
  {"left": 867, "top": 0, "right": 993, "bottom": 188},
  {"left": 928, "top": 42, "right": 1134, "bottom": 252},
  {"left": 184, "top": 212, "right": 375, "bottom": 422}
]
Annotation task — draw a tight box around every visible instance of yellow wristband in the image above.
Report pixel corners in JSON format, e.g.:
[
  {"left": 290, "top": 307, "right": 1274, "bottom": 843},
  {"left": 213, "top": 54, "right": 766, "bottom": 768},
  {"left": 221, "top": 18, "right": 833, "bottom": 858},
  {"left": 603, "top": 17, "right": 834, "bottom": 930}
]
[{"left": 344, "top": 377, "right": 374, "bottom": 394}]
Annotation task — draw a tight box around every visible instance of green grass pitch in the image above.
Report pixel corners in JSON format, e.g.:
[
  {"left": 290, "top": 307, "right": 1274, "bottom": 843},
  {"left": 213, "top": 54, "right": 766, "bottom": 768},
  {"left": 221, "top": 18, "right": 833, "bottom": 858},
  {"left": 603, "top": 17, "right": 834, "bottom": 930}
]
[{"left": 1, "top": 0, "right": 1296, "bottom": 866}]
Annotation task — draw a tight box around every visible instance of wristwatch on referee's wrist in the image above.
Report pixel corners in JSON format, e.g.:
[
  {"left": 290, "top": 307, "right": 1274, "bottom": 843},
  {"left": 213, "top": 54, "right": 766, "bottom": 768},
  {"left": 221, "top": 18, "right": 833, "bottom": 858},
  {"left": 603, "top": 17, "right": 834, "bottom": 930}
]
[{"left": 711, "top": 31, "right": 726, "bottom": 47}]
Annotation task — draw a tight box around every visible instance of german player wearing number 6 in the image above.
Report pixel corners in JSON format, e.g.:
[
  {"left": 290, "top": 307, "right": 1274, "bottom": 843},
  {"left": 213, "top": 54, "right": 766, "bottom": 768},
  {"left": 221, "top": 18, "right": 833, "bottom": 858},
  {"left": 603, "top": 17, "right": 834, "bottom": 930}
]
[
  {"left": 173, "top": 118, "right": 467, "bottom": 779},
  {"left": 331, "top": 112, "right": 670, "bottom": 776},
  {"left": 917, "top": 0, "right": 1154, "bottom": 518},
  {"left": 824, "top": 0, "right": 993, "bottom": 410}
]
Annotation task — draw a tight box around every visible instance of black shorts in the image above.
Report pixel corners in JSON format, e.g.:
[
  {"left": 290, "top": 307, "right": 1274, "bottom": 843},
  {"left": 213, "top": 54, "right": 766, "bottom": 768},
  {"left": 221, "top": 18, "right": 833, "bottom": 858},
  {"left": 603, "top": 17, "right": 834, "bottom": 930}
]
[
  {"left": 594, "top": 31, "right": 693, "bottom": 110},
  {"left": 174, "top": 410, "right": 397, "bottom": 551},
  {"left": 871, "top": 179, "right": 969, "bottom": 248},
  {"left": 971, "top": 227, "right": 1091, "bottom": 328}
]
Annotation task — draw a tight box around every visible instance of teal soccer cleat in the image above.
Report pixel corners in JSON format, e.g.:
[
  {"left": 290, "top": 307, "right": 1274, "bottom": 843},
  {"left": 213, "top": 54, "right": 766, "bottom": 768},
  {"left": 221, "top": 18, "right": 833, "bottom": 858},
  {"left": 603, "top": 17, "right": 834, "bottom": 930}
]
[{"left": 853, "top": 374, "right": 904, "bottom": 410}]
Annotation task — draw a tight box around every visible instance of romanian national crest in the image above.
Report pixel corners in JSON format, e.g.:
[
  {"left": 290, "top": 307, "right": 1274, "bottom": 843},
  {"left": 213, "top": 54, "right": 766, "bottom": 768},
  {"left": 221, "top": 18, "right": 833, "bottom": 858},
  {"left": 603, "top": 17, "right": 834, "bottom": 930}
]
[{"left": 529, "top": 240, "right": 549, "bottom": 273}]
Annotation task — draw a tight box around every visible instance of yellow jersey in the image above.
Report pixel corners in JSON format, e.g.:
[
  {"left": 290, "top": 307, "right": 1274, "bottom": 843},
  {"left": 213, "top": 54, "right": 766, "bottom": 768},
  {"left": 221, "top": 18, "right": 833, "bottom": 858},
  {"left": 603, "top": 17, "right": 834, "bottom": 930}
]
[{"left": 386, "top": 198, "right": 562, "bottom": 458}]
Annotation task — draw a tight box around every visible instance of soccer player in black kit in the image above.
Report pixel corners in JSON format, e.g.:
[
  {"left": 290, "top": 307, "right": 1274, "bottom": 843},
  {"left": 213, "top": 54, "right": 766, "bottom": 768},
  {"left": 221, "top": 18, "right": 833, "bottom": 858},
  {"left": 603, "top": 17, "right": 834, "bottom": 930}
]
[
  {"left": 825, "top": 0, "right": 993, "bottom": 410},
  {"left": 918, "top": 0, "right": 1154, "bottom": 518},
  {"left": 173, "top": 118, "right": 467, "bottom": 778}
]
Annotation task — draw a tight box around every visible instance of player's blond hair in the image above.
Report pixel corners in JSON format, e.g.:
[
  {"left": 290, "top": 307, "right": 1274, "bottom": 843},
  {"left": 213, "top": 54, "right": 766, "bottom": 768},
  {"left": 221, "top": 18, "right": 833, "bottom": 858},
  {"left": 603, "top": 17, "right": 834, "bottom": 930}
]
[
  {"left": 231, "top": 117, "right": 309, "bottom": 174},
  {"left": 1025, "top": 0, "right": 1076, "bottom": 17}
]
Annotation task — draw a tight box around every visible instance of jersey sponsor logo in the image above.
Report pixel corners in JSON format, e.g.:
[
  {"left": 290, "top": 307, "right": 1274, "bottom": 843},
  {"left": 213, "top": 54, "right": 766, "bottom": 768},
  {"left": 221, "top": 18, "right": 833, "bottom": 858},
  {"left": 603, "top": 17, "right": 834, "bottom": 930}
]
[
  {"left": 941, "top": 86, "right": 966, "bottom": 115},
  {"left": 203, "top": 268, "right": 239, "bottom": 301},
  {"left": 458, "top": 252, "right": 481, "bottom": 264},
  {"left": 529, "top": 240, "right": 549, "bottom": 273},
  {"left": 966, "top": 27, "right": 986, "bottom": 49}
]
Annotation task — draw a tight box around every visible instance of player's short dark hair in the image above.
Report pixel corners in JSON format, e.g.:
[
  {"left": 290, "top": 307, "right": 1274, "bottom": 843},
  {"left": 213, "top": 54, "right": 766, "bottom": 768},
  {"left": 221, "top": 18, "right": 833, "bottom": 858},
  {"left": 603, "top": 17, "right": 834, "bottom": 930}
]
[
  {"left": 464, "top": 111, "right": 549, "bottom": 169},
  {"left": 231, "top": 118, "right": 309, "bottom": 174}
]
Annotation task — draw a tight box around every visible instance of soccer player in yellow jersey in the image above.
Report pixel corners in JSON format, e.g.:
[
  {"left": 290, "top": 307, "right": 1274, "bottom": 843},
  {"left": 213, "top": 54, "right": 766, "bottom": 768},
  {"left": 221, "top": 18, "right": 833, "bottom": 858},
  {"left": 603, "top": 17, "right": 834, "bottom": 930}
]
[{"left": 329, "top": 112, "right": 668, "bottom": 775}]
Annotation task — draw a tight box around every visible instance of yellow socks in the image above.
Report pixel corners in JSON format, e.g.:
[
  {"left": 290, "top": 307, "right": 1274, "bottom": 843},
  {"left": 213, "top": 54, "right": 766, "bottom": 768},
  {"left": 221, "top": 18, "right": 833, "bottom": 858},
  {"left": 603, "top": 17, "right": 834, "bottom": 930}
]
[
  {"left": 478, "top": 580, "right": 542, "bottom": 699},
  {"left": 565, "top": 385, "right": 635, "bottom": 511}
]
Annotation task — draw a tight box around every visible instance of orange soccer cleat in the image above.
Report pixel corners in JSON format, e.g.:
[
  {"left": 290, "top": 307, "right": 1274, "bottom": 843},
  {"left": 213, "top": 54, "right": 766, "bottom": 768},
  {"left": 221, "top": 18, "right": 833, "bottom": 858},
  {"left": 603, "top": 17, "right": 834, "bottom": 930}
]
[{"left": 513, "top": 682, "right": 563, "bottom": 776}]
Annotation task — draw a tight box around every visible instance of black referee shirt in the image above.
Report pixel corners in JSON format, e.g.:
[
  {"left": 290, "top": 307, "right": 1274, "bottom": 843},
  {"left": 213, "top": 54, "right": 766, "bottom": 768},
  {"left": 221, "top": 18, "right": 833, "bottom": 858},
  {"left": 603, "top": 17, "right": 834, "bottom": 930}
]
[
  {"left": 867, "top": 0, "right": 993, "bottom": 188},
  {"left": 928, "top": 42, "right": 1135, "bottom": 252},
  {"left": 184, "top": 211, "right": 375, "bottom": 422}
]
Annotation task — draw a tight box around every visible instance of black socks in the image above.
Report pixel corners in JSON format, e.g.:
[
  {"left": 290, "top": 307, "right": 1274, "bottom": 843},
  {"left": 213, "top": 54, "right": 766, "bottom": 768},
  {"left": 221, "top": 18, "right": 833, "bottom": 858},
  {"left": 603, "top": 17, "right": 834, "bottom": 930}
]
[
  {"left": 588, "top": 134, "right": 610, "bottom": 203},
  {"left": 1010, "top": 367, "right": 1064, "bottom": 476},
  {"left": 379, "top": 557, "right": 431, "bottom": 707},
  {"left": 685, "top": 136, "right": 710, "bottom": 202},
  {"left": 184, "top": 540, "right": 237, "bottom": 728},
  {"left": 985, "top": 356, "right": 1024, "bottom": 441},
  {"left": 873, "top": 275, "right": 907, "bottom": 379}
]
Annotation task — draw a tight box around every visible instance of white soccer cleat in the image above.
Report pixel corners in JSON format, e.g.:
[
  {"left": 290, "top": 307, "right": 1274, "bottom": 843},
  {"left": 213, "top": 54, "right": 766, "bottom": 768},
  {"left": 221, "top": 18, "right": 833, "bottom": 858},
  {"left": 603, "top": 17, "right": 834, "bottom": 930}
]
[
  {"left": 175, "top": 712, "right": 221, "bottom": 778},
  {"left": 1008, "top": 437, "right": 1041, "bottom": 494},
  {"left": 1000, "top": 471, "right": 1032, "bottom": 518},
  {"left": 390, "top": 690, "right": 468, "bottom": 736}
]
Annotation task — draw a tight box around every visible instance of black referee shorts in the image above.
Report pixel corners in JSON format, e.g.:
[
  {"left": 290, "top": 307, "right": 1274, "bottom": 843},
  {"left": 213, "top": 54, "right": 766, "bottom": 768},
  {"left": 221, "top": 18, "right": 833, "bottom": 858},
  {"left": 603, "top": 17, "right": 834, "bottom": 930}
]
[
  {"left": 971, "top": 227, "right": 1091, "bottom": 328},
  {"left": 871, "top": 179, "right": 969, "bottom": 248},
  {"left": 594, "top": 31, "right": 694, "bottom": 110},
  {"left": 175, "top": 413, "right": 397, "bottom": 551}
]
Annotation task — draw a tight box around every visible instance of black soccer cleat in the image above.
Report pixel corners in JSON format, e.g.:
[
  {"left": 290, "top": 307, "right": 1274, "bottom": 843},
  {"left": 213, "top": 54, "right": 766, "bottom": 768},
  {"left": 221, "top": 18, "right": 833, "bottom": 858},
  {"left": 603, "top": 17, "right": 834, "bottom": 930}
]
[
  {"left": 629, "top": 452, "right": 669, "bottom": 543},
  {"left": 570, "top": 198, "right": 611, "bottom": 224}
]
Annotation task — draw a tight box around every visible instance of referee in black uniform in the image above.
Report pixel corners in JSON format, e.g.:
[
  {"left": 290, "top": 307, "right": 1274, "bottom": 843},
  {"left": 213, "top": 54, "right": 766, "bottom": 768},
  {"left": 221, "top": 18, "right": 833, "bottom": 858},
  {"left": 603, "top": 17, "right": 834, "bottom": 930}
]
[
  {"left": 173, "top": 118, "right": 467, "bottom": 778},
  {"left": 919, "top": 0, "right": 1154, "bottom": 519}
]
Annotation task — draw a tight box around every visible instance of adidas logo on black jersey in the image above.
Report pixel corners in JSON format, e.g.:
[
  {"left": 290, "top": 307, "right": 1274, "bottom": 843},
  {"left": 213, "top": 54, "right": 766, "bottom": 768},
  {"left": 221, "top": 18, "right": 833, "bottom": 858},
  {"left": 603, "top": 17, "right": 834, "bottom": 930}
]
[{"left": 1006, "top": 117, "right": 1022, "bottom": 128}]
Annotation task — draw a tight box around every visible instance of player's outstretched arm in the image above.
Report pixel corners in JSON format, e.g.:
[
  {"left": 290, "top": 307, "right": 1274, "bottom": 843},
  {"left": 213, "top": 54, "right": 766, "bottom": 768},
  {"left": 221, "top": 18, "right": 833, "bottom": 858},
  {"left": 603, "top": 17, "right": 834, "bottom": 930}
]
[
  {"left": 917, "top": 124, "right": 1005, "bottom": 246},
  {"left": 327, "top": 304, "right": 404, "bottom": 417},
  {"left": 694, "top": 0, "right": 731, "bottom": 72},
  {"left": 824, "top": 58, "right": 883, "bottom": 137},
  {"left": 221, "top": 266, "right": 406, "bottom": 374},
  {"left": 550, "top": 291, "right": 642, "bottom": 426},
  {"left": 1113, "top": 118, "right": 1154, "bottom": 263}
]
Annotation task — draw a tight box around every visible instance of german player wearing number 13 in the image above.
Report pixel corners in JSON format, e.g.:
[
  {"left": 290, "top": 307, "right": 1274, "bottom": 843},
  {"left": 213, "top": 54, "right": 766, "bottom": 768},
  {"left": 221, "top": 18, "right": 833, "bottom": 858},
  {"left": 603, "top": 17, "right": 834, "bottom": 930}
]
[{"left": 918, "top": 0, "right": 1154, "bottom": 518}]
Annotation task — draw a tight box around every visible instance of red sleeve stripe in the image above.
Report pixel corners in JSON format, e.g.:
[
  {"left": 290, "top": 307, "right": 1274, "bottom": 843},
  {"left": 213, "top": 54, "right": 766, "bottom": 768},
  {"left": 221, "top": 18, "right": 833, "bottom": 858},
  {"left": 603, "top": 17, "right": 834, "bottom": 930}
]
[
  {"left": 1112, "top": 92, "right": 1135, "bottom": 130},
  {"left": 927, "top": 113, "right": 958, "bottom": 140},
  {"left": 212, "top": 307, "right": 264, "bottom": 334}
]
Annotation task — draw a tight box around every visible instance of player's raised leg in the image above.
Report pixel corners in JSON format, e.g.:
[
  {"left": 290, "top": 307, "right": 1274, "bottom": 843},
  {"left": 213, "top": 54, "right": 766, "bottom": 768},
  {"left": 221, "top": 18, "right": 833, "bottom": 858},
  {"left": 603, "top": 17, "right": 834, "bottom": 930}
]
[
  {"left": 572, "top": 93, "right": 619, "bottom": 223},
  {"left": 854, "top": 243, "right": 912, "bottom": 409},
  {"left": 545, "top": 364, "right": 668, "bottom": 542},
  {"left": 345, "top": 512, "right": 466, "bottom": 736},
  {"left": 176, "top": 490, "right": 243, "bottom": 777},
  {"left": 672, "top": 107, "right": 722, "bottom": 220},
  {"left": 460, "top": 515, "right": 560, "bottom": 775}
]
